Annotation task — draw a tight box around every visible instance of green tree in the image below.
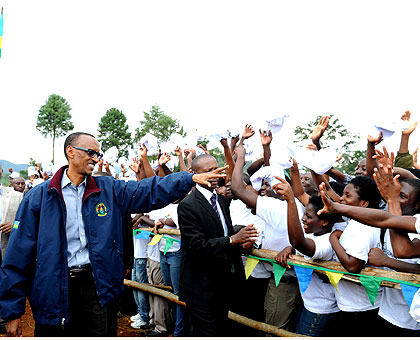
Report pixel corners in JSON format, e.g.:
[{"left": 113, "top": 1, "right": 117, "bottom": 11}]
[
  {"left": 134, "top": 106, "right": 186, "bottom": 144},
  {"left": 293, "top": 115, "right": 363, "bottom": 174},
  {"left": 98, "top": 108, "right": 132, "bottom": 159},
  {"left": 36, "top": 94, "right": 74, "bottom": 164}
]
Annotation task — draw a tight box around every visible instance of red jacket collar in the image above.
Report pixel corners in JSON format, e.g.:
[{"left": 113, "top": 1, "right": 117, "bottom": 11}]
[{"left": 48, "top": 165, "right": 102, "bottom": 200}]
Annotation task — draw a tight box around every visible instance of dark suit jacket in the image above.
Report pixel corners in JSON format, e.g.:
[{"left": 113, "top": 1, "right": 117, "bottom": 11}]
[{"left": 177, "top": 187, "right": 244, "bottom": 307}]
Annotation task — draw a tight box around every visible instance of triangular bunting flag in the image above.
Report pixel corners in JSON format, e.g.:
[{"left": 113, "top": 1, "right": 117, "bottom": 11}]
[
  {"left": 294, "top": 266, "right": 313, "bottom": 294},
  {"left": 272, "top": 263, "right": 286, "bottom": 287},
  {"left": 400, "top": 284, "right": 420, "bottom": 308},
  {"left": 245, "top": 257, "right": 259, "bottom": 279},
  {"left": 148, "top": 234, "right": 163, "bottom": 246},
  {"left": 163, "top": 237, "right": 175, "bottom": 255},
  {"left": 326, "top": 271, "right": 343, "bottom": 293},
  {"left": 135, "top": 230, "right": 151, "bottom": 239},
  {"left": 359, "top": 276, "right": 382, "bottom": 306}
]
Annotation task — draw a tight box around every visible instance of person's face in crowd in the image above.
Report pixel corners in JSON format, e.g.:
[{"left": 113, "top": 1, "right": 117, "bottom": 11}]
[
  {"left": 340, "top": 183, "right": 368, "bottom": 207},
  {"left": 354, "top": 159, "right": 367, "bottom": 176},
  {"left": 42, "top": 172, "right": 50, "bottom": 180},
  {"left": 68, "top": 135, "right": 101, "bottom": 177},
  {"left": 259, "top": 180, "right": 283, "bottom": 199},
  {"left": 194, "top": 157, "right": 219, "bottom": 191},
  {"left": 12, "top": 177, "right": 25, "bottom": 193},
  {"left": 300, "top": 173, "right": 318, "bottom": 195},
  {"left": 29, "top": 174, "right": 39, "bottom": 183},
  {"left": 399, "top": 182, "right": 420, "bottom": 216},
  {"left": 302, "top": 203, "right": 327, "bottom": 235}
]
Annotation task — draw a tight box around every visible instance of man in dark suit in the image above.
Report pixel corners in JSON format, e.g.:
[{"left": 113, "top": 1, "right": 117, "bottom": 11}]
[{"left": 178, "top": 154, "right": 259, "bottom": 337}]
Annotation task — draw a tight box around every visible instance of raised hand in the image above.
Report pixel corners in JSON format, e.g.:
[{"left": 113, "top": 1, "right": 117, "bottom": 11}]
[
  {"left": 174, "top": 146, "right": 183, "bottom": 157},
  {"left": 159, "top": 153, "right": 171, "bottom": 165},
  {"left": 272, "top": 177, "right": 294, "bottom": 202},
  {"left": 306, "top": 143, "right": 318, "bottom": 151},
  {"left": 197, "top": 144, "right": 210, "bottom": 155},
  {"left": 192, "top": 165, "right": 228, "bottom": 188},
  {"left": 311, "top": 115, "right": 330, "bottom": 143},
  {"left": 242, "top": 124, "right": 255, "bottom": 139},
  {"left": 220, "top": 138, "right": 229, "bottom": 148},
  {"left": 401, "top": 110, "right": 419, "bottom": 136},
  {"left": 259, "top": 129, "right": 272, "bottom": 146},
  {"left": 139, "top": 143, "right": 148, "bottom": 158},
  {"left": 372, "top": 164, "right": 400, "bottom": 204},
  {"left": 373, "top": 146, "right": 394, "bottom": 171},
  {"left": 129, "top": 157, "right": 140, "bottom": 174},
  {"left": 317, "top": 182, "right": 339, "bottom": 215},
  {"left": 367, "top": 131, "right": 383, "bottom": 145}
]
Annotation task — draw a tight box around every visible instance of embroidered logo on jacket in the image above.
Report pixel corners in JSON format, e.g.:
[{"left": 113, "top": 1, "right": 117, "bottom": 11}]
[
  {"left": 13, "top": 221, "right": 20, "bottom": 229},
  {"left": 96, "top": 203, "right": 108, "bottom": 217}
]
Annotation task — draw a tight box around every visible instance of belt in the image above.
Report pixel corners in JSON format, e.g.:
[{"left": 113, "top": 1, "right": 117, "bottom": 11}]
[{"left": 68, "top": 264, "right": 92, "bottom": 279}]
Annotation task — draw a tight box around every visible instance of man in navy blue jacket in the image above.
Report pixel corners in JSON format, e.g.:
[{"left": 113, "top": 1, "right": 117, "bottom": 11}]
[{"left": 0, "top": 132, "right": 226, "bottom": 337}]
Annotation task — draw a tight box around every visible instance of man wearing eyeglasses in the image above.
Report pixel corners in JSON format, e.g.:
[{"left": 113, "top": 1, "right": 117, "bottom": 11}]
[{"left": 0, "top": 132, "right": 227, "bottom": 337}]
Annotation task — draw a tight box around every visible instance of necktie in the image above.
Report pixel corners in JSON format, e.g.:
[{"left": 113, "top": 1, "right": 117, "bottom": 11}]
[{"left": 210, "top": 193, "right": 222, "bottom": 223}]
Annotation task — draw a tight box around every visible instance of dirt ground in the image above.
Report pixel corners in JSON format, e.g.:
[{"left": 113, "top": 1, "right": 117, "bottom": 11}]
[{"left": 0, "top": 299, "right": 156, "bottom": 337}]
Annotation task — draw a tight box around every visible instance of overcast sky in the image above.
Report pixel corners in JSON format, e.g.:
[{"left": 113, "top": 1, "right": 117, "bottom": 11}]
[{"left": 1, "top": 0, "right": 420, "bottom": 167}]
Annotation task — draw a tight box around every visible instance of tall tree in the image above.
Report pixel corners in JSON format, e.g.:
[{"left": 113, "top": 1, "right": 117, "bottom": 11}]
[
  {"left": 98, "top": 108, "right": 132, "bottom": 159},
  {"left": 293, "top": 115, "right": 363, "bottom": 174},
  {"left": 36, "top": 94, "right": 73, "bottom": 164},
  {"left": 134, "top": 105, "right": 186, "bottom": 143}
]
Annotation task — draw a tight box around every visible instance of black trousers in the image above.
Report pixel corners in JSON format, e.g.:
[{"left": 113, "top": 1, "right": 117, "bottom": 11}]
[{"left": 34, "top": 269, "right": 117, "bottom": 337}]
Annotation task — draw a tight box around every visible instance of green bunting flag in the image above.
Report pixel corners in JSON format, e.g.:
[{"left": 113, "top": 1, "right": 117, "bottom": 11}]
[
  {"left": 163, "top": 237, "right": 175, "bottom": 255},
  {"left": 359, "top": 276, "right": 382, "bottom": 306},
  {"left": 272, "top": 263, "right": 286, "bottom": 287}
]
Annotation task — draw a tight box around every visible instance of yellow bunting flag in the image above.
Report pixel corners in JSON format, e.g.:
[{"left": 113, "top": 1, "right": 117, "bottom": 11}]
[
  {"left": 245, "top": 257, "right": 259, "bottom": 279},
  {"left": 148, "top": 234, "right": 163, "bottom": 246},
  {"left": 326, "top": 271, "right": 343, "bottom": 292}
]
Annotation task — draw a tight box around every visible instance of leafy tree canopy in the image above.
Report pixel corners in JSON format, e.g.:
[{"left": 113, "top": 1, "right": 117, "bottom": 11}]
[
  {"left": 293, "top": 115, "right": 363, "bottom": 175},
  {"left": 98, "top": 108, "right": 132, "bottom": 159},
  {"left": 36, "top": 94, "right": 74, "bottom": 164},
  {"left": 134, "top": 106, "right": 186, "bottom": 144}
]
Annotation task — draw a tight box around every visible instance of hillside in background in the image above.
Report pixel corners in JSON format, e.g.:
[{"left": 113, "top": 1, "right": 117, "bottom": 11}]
[{"left": 0, "top": 160, "right": 28, "bottom": 173}]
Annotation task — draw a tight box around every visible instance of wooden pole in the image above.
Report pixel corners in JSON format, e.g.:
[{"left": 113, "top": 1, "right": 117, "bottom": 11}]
[
  {"left": 124, "top": 279, "right": 306, "bottom": 337},
  {"left": 136, "top": 229, "right": 420, "bottom": 287}
]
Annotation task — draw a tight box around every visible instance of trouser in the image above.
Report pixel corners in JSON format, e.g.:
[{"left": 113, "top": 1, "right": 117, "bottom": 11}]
[
  {"left": 147, "top": 258, "right": 173, "bottom": 333},
  {"left": 237, "top": 276, "right": 270, "bottom": 337},
  {"left": 296, "top": 306, "right": 342, "bottom": 336},
  {"left": 375, "top": 313, "right": 420, "bottom": 337},
  {"left": 132, "top": 257, "right": 150, "bottom": 322},
  {"left": 339, "top": 308, "right": 381, "bottom": 337},
  {"left": 35, "top": 265, "right": 117, "bottom": 337},
  {"left": 264, "top": 275, "right": 302, "bottom": 334},
  {"left": 185, "top": 301, "right": 230, "bottom": 337},
  {"left": 160, "top": 250, "right": 185, "bottom": 337}
]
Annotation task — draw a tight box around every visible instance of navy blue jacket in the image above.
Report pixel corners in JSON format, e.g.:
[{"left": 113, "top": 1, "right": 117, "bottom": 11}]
[{"left": 0, "top": 166, "right": 194, "bottom": 325}]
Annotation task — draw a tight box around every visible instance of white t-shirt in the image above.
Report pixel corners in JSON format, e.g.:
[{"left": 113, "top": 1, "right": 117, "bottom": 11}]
[
  {"left": 299, "top": 233, "right": 340, "bottom": 314},
  {"left": 149, "top": 204, "right": 181, "bottom": 253},
  {"left": 147, "top": 243, "right": 160, "bottom": 262},
  {"left": 333, "top": 219, "right": 383, "bottom": 311},
  {"left": 410, "top": 289, "right": 420, "bottom": 323},
  {"left": 231, "top": 199, "right": 271, "bottom": 279},
  {"left": 256, "top": 196, "right": 304, "bottom": 273},
  {"left": 379, "top": 230, "right": 420, "bottom": 330}
]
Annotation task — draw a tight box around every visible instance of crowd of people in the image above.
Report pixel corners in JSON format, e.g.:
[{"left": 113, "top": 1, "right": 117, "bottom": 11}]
[{"left": 1, "top": 111, "right": 420, "bottom": 337}]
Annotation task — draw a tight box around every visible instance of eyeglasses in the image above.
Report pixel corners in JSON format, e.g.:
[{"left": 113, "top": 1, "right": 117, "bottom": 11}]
[{"left": 71, "top": 145, "right": 103, "bottom": 160}]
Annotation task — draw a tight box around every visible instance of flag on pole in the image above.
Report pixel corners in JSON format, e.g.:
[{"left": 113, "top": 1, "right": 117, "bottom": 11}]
[{"left": 0, "top": 8, "right": 3, "bottom": 58}]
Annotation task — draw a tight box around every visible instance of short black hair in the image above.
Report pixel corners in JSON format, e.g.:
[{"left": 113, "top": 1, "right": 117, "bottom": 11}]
[
  {"left": 308, "top": 195, "right": 340, "bottom": 229},
  {"left": 191, "top": 154, "right": 215, "bottom": 172},
  {"left": 407, "top": 168, "right": 420, "bottom": 179},
  {"left": 64, "top": 132, "right": 95, "bottom": 160},
  {"left": 400, "top": 178, "right": 420, "bottom": 213},
  {"left": 329, "top": 181, "right": 345, "bottom": 197},
  {"left": 349, "top": 175, "right": 381, "bottom": 209}
]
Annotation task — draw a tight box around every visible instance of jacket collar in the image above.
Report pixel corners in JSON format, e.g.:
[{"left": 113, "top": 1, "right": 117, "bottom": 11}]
[{"left": 48, "top": 165, "right": 102, "bottom": 200}]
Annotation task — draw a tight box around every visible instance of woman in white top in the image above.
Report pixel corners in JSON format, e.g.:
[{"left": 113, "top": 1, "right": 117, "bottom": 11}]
[{"left": 274, "top": 179, "right": 341, "bottom": 336}]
